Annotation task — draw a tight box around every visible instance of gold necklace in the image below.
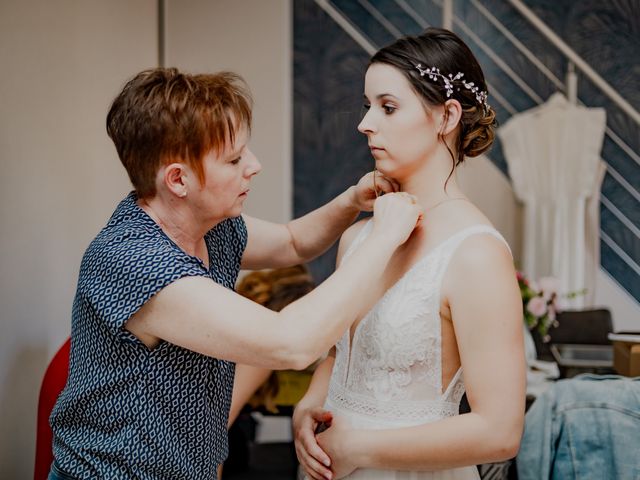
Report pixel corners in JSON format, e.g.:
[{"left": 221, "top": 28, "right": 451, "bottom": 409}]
[
  {"left": 372, "top": 171, "right": 467, "bottom": 210},
  {"left": 424, "top": 196, "right": 468, "bottom": 212}
]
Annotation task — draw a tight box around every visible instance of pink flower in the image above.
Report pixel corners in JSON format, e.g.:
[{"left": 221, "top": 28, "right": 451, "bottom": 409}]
[
  {"left": 526, "top": 296, "right": 547, "bottom": 317},
  {"left": 539, "top": 277, "right": 560, "bottom": 298}
]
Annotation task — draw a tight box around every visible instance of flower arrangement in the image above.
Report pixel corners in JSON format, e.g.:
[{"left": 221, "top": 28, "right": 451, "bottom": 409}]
[{"left": 517, "top": 272, "right": 563, "bottom": 342}]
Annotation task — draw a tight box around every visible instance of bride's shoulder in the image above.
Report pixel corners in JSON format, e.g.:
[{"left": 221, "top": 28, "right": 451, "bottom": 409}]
[
  {"left": 336, "top": 217, "right": 372, "bottom": 267},
  {"left": 446, "top": 227, "right": 514, "bottom": 283}
]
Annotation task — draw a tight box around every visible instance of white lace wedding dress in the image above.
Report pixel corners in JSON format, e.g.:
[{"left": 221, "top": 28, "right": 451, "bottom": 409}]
[{"left": 322, "top": 221, "right": 510, "bottom": 479}]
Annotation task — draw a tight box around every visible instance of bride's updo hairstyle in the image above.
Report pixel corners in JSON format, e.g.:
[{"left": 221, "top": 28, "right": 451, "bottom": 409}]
[{"left": 370, "top": 28, "right": 497, "bottom": 174}]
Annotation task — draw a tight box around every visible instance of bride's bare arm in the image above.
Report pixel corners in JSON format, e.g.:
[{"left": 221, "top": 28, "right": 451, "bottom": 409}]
[{"left": 318, "top": 235, "right": 525, "bottom": 475}]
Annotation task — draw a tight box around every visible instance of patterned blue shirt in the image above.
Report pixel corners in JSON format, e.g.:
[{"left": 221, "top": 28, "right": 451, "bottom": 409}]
[{"left": 50, "top": 192, "right": 248, "bottom": 479}]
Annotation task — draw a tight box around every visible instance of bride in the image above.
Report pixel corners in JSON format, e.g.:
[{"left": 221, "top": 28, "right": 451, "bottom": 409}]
[{"left": 293, "top": 28, "right": 525, "bottom": 480}]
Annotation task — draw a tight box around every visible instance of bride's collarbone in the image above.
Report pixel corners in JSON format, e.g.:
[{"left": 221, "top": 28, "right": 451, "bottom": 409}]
[{"left": 383, "top": 231, "right": 436, "bottom": 276}]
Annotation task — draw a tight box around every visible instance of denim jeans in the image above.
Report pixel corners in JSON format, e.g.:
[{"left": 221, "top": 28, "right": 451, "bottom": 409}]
[{"left": 48, "top": 461, "right": 77, "bottom": 480}]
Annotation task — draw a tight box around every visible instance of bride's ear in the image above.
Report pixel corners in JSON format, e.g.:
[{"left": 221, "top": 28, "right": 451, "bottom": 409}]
[{"left": 438, "top": 99, "right": 462, "bottom": 136}]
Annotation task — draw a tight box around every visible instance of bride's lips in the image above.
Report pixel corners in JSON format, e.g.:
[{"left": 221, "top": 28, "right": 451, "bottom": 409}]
[{"left": 239, "top": 189, "right": 250, "bottom": 197}]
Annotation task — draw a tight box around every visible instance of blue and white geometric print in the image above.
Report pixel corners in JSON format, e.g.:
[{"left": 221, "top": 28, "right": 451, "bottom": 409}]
[{"left": 50, "top": 192, "right": 248, "bottom": 479}]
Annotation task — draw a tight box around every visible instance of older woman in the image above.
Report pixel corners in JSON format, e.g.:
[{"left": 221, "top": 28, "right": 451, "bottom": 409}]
[{"left": 47, "top": 68, "right": 421, "bottom": 480}]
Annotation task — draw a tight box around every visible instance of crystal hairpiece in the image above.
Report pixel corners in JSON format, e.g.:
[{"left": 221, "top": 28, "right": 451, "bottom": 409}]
[{"left": 415, "top": 64, "right": 489, "bottom": 112}]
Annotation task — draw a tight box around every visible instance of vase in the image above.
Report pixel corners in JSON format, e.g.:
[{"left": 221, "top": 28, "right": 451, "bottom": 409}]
[{"left": 523, "top": 323, "right": 537, "bottom": 365}]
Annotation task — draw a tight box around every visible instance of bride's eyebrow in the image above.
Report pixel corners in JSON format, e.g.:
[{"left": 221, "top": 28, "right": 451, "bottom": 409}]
[{"left": 363, "top": 93, "right": 399, "bottom": 101}]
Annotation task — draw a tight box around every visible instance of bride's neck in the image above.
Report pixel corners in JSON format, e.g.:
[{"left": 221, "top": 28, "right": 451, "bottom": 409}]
[{"left": 399, "top": 153, "right": 466, "bottom": 210}]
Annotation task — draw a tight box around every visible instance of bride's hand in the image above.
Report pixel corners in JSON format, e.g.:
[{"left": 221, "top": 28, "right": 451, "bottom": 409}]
[
  {"left": 316, "top": 415, "right": 358, "bottom": 479},
  {"left": 293, "top": 406, "right": 334, "bottom": 480}
]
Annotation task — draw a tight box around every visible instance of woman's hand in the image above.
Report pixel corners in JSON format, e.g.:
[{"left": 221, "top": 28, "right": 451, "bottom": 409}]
[
  {"left": 316, "top": 415, "right": 358, "bottom": 479},
  {"left": 349, "top": 171, "right": 401, "bottom": 211},
  {"left": 294, "top": 406, "right": 334, "bottom": 480},
  {"left": 371, "top": 192, "right": 423, "bottom": 248}
]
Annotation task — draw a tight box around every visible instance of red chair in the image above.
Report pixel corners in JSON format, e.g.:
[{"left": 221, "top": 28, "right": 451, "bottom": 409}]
[{"left": 34, "top": 338, "right": 71, "bottom": 480}]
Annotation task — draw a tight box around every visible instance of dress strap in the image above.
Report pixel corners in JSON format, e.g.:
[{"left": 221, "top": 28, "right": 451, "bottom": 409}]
[
  {"left": 432, "top": 224, "right": 512, "bottom": 293},
  {"left": 443, "top": 224, "right": 511, "bottom": 255},
  {"left": 341, "top": 219, "right": 374, "bottom": 263}
]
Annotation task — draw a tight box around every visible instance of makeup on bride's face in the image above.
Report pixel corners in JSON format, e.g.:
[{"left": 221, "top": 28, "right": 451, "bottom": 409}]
[{"left": 358, "top": 64, "right": 440, "bottom": 181}]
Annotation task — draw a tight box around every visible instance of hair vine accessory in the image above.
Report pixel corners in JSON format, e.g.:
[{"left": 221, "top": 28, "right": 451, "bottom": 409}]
[{"left": 414, "top": 64, "right": 489, "bottom": 112}]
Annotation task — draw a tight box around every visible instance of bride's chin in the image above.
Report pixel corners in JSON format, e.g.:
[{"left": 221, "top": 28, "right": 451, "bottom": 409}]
[
  {"left": 374, "top": 162, "right": 393, "bottom": 177},
  {"left": 376, "top": 165, "right": 402, "bottom": 183}
]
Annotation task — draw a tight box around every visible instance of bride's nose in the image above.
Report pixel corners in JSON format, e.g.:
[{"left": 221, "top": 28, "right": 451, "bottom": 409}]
[{"left": 358, "top": 109, "right": 377, "bottom": 135}]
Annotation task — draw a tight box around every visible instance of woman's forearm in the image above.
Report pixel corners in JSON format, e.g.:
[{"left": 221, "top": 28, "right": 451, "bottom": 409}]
[
  {"left": 286, "top": 187, "right": 360, "bottom": 263},
  {"left": 273, "top": 234, "right": 399, "bottom": 368},
  {"left": 131, "top": 194, "right": 421, "bottom": 370},
  {"left": 349, "top": 411, "right": 521, "bottom": 470}
]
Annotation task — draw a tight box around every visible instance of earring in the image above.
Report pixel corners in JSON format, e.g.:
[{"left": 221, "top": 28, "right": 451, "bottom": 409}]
[{"left": 180, "top": 191, "right": 187, "bottom": 198}]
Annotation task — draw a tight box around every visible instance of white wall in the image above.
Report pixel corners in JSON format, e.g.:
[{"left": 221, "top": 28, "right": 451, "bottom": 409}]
[
  {"left": 457, "top": 154, "right": 523, "bottom": 262},
  {"left": 0, "top": 1, "right": 291, "bottom": 477},
  {"left": 0, "top": 1, "right": 156, "bottom": 476},
  {"left": 166, "top": 0, "right": 292, "bottom": 223},
  {"left": 596, "top": 271, "right": 640, "bottom": 332}
]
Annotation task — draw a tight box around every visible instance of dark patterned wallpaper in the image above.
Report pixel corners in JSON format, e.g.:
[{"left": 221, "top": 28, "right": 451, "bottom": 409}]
[
  {"left": 293, "top": 0, "right": 372, "bottom": 282},
  {"left": 294, "top": 0, "right": 639, "bottom": 303}
]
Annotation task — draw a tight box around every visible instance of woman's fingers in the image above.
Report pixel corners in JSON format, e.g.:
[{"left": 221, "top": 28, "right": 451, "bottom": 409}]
[
  {"left": 372, "top": 171, "right": 399, "bottom": 195},
  {"left": 296, "top": 438, "right": 332, "bottom": 480},
  {"left": 372, "top": 192, "right": 424, "bottom": 246}
]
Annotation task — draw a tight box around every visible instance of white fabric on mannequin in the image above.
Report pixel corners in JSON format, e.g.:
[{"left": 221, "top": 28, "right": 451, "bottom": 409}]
[
  {"left": 584, "top": 162, "right": 606, "bottom": 306},
  {"left": 498, "top": 93, "right": 606, "bottom": 308}
]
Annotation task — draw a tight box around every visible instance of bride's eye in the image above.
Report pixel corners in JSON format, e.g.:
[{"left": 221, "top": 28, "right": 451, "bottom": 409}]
[{"left": 383, "top": 104, "right": 396, "bottom": 114}]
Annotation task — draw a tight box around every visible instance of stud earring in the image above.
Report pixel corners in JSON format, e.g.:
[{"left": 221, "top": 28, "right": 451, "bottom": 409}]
[{"left": 180, "top": 191, "right": 187, "bottom": 198}]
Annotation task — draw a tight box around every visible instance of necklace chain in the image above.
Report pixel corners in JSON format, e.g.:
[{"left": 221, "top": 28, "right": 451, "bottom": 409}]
[
  {"left": 424, "top": 196, "right": 467, "bottom": 212},
  {"left": 372, "top": 170, "right": 467, "bottom": 210}
]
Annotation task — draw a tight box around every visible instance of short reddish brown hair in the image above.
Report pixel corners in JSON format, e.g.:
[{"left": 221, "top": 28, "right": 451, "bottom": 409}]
[{"left": 106, "top": 68, "right": 252, "bottom": 198}]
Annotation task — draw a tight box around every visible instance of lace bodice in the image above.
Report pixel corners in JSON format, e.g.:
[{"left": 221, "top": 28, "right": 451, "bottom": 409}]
[{"left": 326, "top": 221, "right": 510, "bottom": 427}]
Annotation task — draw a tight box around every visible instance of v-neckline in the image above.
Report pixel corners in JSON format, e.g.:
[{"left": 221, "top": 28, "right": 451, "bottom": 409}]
[{"left": 343, "top": 221, "right": 495, "bottom": 382}]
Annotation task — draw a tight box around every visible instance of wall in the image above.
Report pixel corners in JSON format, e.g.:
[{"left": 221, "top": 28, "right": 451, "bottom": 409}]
[
  {"left": 0, "top": 1, "right": 291, "bottom": 476},
  {"left": 167, "top": 0, "right": 292, "bottom": 223},
  {"left": 0, "top": 1, "right": 156, "bottom": 475}
]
